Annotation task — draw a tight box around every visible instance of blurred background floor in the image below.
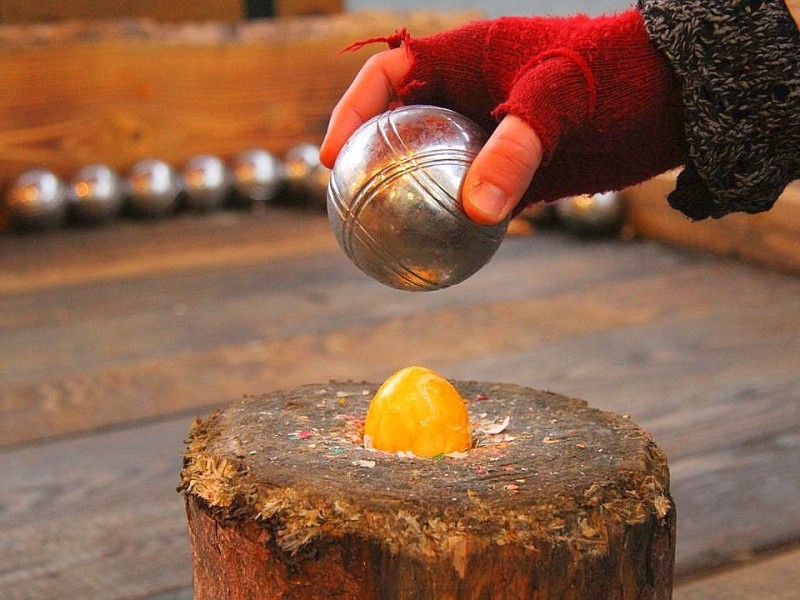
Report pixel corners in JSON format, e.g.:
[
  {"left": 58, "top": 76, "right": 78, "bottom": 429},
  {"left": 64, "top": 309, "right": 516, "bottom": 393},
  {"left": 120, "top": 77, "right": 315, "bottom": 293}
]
[{"left": 0, "top": 206, "right": 798, "bottom": 599}]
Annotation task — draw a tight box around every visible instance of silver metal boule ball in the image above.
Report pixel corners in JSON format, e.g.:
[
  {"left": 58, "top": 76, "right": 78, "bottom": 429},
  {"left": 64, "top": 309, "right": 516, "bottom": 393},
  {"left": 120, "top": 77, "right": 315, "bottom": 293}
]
[
  {"left": 67, "top": 164, "right": 124, "bottom": 224},
  {"left": 181, "top": 154, "right": 230, "bottom": 212},
  {"left": 327, "top": 105, "right": 508, "bottom": 292},
  {"left": 126, "top": 158, "right": 182, "bottom": 218},
  {"left": 555, "top": 191, "right": 627, "bottom": 237},
  {"left": 231, "top": 149, "right": 284, "bottom": 204},
  {"left": 4, "top": 169, "right": 67, "bottom": 230},
  {"left": 284, "top": 142, "right": 330, "bottom": 206}
]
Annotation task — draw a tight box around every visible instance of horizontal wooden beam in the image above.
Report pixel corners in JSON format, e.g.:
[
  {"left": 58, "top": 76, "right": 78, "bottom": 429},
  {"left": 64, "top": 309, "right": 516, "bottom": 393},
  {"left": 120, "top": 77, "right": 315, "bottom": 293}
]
[
  {"left": 622, "top": 172, "right": 800, "bottom": 274},
  {"left": 275, "top": 0, "right": 344, "bottom": 17},
  {"left": 0, "top": 0, "right": 344, "bottom": 23},
  {"left": 0, "top": 0, "right": 244, "bottom": 23}
]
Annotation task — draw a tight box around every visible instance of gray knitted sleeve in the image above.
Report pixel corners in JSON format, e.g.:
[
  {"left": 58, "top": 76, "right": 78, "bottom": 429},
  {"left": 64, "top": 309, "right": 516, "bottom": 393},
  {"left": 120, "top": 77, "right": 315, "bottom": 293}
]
[{"left": 638, "top": 0, "right": 800, "bottom": 219}]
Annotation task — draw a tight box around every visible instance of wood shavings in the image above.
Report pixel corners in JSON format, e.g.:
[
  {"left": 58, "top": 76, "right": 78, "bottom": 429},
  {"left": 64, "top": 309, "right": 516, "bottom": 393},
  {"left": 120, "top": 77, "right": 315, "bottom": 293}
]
[
  {"left": 471, "top": 415, "right": 517, "bottom": 446},
  {"left": 479, "top": 416, "right": 510, "bottom": 435},
  {"left": 653, "top": 495, "right": 672, "bottom": 519},
  {"left": 445, "top": 450, "right": 468, "bottom": 459},
  {"left": 181, "top": 454, "right": 242, "bottom": 507}
]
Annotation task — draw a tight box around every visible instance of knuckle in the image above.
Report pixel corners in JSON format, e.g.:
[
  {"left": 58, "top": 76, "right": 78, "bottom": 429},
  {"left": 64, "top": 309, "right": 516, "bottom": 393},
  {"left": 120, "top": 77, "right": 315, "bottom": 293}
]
[
  {"left": 363, "top": 52, "right": 388, "bottom": 71},
  {"left": 492, "top": 131, "right": 541, "bottom": 172},
  {"left": 483, "top": 136, "right": 539, "bottom": 179},
  {"left": 342, "top": 103, "right": 370, "bottom": 128}
]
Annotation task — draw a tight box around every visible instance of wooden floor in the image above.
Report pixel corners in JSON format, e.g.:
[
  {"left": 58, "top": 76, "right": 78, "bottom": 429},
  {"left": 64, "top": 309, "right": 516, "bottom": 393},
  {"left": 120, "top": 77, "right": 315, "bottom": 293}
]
[{"left": 1, "top": 207, "right": 798, "bottom": 599}]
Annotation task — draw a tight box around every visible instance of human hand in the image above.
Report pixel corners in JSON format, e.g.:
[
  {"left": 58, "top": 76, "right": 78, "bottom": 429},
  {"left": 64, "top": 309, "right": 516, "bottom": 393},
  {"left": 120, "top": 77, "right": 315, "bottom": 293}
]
[
  {"left": 320, "top": 48, "right": 543, "bottom": 225},
  {"left": 322, "top": 11, "right": 686, "bottom": 225}
]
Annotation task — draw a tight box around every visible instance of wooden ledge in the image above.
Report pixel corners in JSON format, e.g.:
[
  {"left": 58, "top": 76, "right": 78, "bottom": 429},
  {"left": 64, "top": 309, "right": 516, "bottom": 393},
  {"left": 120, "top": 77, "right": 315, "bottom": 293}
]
[{"left": 622, "top": 172, "right": 800, "bottom": 274}]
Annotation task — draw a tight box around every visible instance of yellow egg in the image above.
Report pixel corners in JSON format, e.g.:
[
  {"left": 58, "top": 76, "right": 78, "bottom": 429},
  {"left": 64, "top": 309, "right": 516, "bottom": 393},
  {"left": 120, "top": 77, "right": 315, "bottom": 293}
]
[{"left": 364, "top": 366, "right": 472, "bottom": 457}]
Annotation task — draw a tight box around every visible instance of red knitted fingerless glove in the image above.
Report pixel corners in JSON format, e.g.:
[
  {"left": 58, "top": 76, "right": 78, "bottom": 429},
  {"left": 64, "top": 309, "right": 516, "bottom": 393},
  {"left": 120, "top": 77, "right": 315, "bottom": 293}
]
[{"left": 380, "top": 10, "right": 686, "bottom": 205}]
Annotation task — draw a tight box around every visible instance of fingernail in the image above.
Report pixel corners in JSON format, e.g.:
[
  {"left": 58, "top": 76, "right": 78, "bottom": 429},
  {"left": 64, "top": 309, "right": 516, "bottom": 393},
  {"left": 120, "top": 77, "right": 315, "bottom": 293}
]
[{"left": 467, "top": 181, "right": 509, "bottom": 223}]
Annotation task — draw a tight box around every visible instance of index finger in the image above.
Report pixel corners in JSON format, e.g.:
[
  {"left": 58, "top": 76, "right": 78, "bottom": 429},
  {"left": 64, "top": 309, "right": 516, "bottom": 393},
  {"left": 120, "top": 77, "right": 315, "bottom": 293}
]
[{"left": 320, "top": 48, "right": 412, "bottom": 168}]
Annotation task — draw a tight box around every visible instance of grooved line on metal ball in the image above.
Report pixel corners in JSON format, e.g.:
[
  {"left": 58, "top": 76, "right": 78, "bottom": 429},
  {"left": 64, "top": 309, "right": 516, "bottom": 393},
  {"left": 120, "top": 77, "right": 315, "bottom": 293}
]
[
  {"left": 382, "top": 109, "right": 503, "bottom": 244},
  {"left": 335, "top": 178, "right": 436, "bottom": 289},
  {"left": 334, "top": 174, "right": 439, "bottom": 289},
  {"left": 341, "top": 151, "right": 485, "bottom": 290},
  {"left": 328, "top": 106, "right": 507, "bottom": 290},
  {"left": 382, "top": 111, "right": 469, "bottom": 225}
]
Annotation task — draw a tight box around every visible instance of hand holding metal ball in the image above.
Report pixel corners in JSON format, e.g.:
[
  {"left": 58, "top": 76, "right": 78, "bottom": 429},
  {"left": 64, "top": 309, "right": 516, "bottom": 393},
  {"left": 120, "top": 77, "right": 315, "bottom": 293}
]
[{"left": 326, "top": 106, "right": 508, "bottom": 291}]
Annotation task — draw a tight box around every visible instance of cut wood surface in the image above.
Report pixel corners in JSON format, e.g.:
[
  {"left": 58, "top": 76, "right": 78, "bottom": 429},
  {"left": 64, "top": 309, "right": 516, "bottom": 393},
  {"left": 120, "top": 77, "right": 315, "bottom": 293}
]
[
  {"left": 0, "top": 208, "right": 798, "bottom": 599},
  {"left": 182, "top": 381, "right": 674, "bottom": 599}
]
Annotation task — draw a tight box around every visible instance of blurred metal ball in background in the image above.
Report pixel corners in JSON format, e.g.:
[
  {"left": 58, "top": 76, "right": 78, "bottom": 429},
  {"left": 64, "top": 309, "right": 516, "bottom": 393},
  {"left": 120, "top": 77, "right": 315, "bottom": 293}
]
[
  {"left": 181, "top": 154, "right": 230, "bottom": 212},
  {"left": 67, "top": 164, "right": 124, "bottom": 224},
  {"left": 126, "top": 158, "right": 182, "bottom": 218},
  {"left": 554, "top": 191, "right": 627, "bottom": 237},
  {"left": 230, "top": 149, "right": 283, "bottom": 204},
  {"left": 327, "top": 105, "right": 508, "bottom": 292},
  {"left": 284, "top": 142, "right": 330, "bottom": 207},
  {"left": 4, "top": 169, "right": 67, "bottom": 231}
]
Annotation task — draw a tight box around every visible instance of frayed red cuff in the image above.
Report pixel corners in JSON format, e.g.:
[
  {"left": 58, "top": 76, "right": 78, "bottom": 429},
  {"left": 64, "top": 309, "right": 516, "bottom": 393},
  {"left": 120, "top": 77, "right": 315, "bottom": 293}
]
[{"left": 340, "top": 28, "right": 412, "bottom": 54}]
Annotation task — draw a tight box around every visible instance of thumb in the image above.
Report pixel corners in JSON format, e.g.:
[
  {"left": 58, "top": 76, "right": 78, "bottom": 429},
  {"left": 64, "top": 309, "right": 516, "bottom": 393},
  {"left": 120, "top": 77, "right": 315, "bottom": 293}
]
[{"left": 461, "top": 115, "right": 543, "bottom": 225}]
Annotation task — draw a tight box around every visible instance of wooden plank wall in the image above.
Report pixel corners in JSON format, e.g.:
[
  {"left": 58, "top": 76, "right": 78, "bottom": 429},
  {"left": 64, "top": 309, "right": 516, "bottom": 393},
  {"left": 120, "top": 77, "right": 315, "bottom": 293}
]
[
  {"left": 276, "top": 0, "right": 345, "bottom": 17},
  {"left": 0, "top": 0, "right": 344, "bottom": 22},
  {"left": 0, "top": 1, "right": 244, "bottom": 23},
  {"left": 0, "top": 11, "right": 479, "bottom": 187}
]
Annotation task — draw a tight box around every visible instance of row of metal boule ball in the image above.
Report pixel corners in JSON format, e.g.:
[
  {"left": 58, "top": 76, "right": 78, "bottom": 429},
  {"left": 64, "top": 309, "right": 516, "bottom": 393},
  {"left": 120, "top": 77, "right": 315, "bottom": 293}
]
[
  {"left": 531, "top": 191, "right": 628, "bottom": 238},
  {"left": 0, "top": 143, "right": 331, "bottom": 232},
  {"left": 1, "top": 143, "right": 625, "bottom": 238}
]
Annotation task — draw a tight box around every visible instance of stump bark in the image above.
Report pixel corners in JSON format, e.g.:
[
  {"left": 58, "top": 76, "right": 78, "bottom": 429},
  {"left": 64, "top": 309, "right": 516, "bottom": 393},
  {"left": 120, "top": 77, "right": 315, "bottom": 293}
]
[{"left": 180, "top": 381, "right": 675, "bottom": 599}]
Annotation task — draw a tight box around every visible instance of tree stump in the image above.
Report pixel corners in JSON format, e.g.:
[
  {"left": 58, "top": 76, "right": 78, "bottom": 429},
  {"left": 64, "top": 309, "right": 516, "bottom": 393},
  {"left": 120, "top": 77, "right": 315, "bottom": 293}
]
[{"left": 180, "top": 381, "right": 675, "bottom": 599}]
